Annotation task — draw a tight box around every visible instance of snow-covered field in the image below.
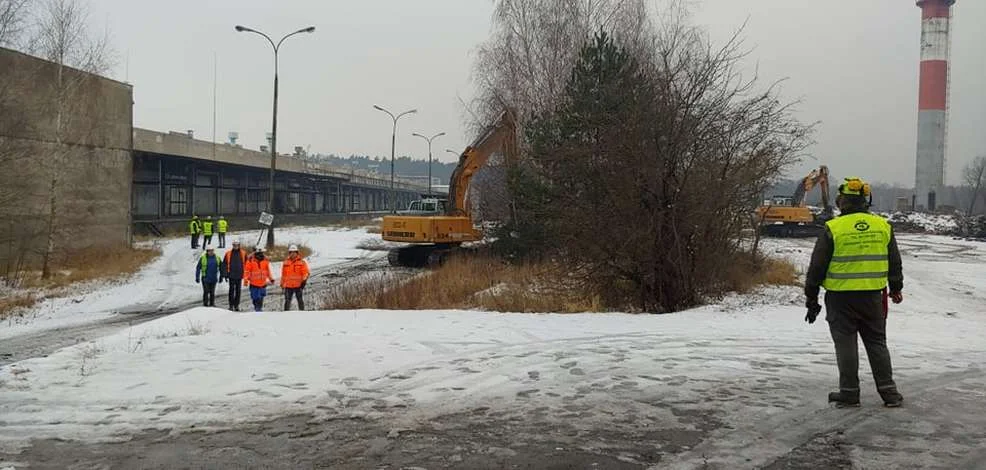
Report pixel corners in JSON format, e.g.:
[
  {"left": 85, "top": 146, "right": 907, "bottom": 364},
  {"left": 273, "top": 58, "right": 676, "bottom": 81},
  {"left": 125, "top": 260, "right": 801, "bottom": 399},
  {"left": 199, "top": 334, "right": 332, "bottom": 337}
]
[
  {"left": 0, "top": 226, "right": 375, "bottom": 341},
  {"left": 1, "top": 234, "right": 985, "bottom": 468}
]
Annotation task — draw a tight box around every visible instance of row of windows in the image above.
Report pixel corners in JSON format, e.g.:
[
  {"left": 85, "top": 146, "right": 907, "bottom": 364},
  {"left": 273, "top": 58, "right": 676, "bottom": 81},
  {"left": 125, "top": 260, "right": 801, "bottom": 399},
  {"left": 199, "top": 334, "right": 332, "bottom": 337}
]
[{"left": 132, "top": 183, "right": 401, "bottom": 219}]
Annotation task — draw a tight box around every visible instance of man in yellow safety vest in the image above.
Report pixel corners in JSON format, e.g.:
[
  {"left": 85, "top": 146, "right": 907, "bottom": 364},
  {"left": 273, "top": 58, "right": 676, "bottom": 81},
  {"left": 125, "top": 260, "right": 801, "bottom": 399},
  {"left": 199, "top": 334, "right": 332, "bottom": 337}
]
[{"left": 805, "top": 177, "right": 904, "bottom": 408}]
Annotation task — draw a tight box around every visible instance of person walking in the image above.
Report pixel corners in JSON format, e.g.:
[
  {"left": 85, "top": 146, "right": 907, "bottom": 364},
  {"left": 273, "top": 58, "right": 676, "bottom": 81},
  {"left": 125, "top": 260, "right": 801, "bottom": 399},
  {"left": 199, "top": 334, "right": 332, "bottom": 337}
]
[
  {"left": 195, "top": 245, "right": 223, "bottom": 307},
  {"left": 281, "top": 245, "right": 310, "bottom": 311},
  {"left": 189, "top": 215, "right": 201, "bottom": 249},
  {"left": 243, "top": 246, "right": 274, "bottom": 312},
  {"left": 217, "top": 216, "right": 229, "bottom": 248},
  {"left": 202, "top": 216, "right": 215, "bottom": 247},
  {"left": 805, "top": 176, "right": 905, "bottom": 408},
  {"left": 223, "top": 240, "right": 248, "bottom": 311}
]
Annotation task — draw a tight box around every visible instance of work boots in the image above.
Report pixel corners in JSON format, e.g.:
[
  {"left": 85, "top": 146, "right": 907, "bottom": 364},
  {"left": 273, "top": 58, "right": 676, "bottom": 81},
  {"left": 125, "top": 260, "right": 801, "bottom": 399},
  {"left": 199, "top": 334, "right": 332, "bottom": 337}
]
[
  {"left": 880, "top": 388, "right": 904, "bottom": 408},
  {"left": 828, "top": 390, "right": 861, "bottom": 408}
]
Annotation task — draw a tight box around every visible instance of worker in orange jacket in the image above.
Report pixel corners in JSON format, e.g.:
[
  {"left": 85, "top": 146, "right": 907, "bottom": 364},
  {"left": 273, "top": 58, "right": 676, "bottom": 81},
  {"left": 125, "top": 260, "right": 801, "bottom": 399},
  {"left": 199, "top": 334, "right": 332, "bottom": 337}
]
[
  {"left": 281, "top": 244, "right": 310, "bottom": 311},
  {"left": 243, "top": 246, "right": 275, "bottom": 312}
]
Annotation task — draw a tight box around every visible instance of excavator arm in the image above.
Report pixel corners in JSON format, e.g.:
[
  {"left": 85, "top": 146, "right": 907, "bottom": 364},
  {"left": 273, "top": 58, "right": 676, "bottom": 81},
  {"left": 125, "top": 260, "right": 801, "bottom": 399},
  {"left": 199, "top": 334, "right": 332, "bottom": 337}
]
[{"left": 447, "top": 112, "right": 516, "bottom": 217}]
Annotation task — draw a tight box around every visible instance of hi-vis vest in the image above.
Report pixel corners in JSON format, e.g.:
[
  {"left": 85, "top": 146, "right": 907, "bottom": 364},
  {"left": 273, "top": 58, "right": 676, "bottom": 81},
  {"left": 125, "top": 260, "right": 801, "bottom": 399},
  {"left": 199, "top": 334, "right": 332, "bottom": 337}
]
[{"left": 822, "top": 213, "right": 891, "bottom": 292}]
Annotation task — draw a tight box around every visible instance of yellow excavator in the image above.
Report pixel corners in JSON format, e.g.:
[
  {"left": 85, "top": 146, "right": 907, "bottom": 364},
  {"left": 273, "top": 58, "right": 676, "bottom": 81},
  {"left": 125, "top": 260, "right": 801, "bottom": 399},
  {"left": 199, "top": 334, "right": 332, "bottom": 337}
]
[
  {"left": 381, "top": 112, "right": 516, "bottom": 266},
  {"left": 756, "top": 165, "right": 834, "bottom": 237}
]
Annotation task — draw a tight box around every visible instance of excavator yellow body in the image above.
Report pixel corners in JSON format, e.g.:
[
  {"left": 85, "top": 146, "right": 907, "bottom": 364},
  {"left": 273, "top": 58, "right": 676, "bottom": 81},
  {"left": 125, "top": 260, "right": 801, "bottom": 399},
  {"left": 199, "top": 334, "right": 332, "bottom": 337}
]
[
  {"left": 382, "top": 216, "right": 481, "bottom": 244},
  {"left": 757, "top": 165, "right": 834, "bottom": 237},
  {"left": 382, "top": 112, "right": 515, "bottom": 266}
]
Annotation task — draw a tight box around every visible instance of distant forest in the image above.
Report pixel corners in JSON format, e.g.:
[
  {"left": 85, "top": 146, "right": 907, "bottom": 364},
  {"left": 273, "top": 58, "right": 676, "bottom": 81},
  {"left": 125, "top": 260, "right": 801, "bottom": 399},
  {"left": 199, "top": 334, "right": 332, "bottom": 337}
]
[{"left": 306, "top": 154, "right": 458, "bottom": 184}]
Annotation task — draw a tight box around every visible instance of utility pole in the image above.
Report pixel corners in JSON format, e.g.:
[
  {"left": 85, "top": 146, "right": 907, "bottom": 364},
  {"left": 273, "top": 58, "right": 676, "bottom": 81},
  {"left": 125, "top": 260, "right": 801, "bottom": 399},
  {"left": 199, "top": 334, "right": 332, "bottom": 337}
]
[
  {"left": 235, "top": 24, "right": 315, "bottom": 247},
  {"left": 373, "top": 105, "right": 417, "bottom": 211},
  {"left": 412, "top": 131, "right": 445, "bottom": 195}
]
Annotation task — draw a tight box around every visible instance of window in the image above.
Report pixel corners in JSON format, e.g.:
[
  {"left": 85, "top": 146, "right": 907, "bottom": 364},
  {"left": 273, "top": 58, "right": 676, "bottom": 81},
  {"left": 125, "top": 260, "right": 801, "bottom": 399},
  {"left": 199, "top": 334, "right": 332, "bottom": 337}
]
[
  {"left": 133, "top": 184, "right": 159, "bottom": 218},
  {"left": 166, "top": 186, "right": 188, "bottom": 216}
]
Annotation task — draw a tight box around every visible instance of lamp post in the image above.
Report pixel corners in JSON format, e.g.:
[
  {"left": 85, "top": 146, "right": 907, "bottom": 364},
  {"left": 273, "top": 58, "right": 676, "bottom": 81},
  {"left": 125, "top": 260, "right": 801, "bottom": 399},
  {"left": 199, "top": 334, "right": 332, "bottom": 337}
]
[
  {"left": 235, "top": 24, "right": 315, "bottom": 247},
  {"left": 412, "top": 131, "right": 445, "bottom": 195},
  {"left": 445, "top": 148, "right": 459, "bottom": 158},
  {"left": 373, "top": 105, "right": 417, "bottom": 211}
]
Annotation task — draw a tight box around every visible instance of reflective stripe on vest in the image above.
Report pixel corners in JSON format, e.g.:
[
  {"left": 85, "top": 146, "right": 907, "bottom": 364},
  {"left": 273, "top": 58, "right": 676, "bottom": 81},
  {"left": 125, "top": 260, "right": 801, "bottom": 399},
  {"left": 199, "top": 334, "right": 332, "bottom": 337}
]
[
  {"left": 218, "top": 220, "right": 228, "bottom": 233},
  {"left": 822, "top": 213, "right": 891, "bottom": 291}
]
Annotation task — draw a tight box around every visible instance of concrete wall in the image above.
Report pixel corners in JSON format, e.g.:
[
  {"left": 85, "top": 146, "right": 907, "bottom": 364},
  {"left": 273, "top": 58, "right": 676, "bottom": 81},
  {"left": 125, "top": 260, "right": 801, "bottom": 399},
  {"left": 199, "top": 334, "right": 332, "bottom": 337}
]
[{"left": 0, "top": 47, "right": 133, "bottom": 264}]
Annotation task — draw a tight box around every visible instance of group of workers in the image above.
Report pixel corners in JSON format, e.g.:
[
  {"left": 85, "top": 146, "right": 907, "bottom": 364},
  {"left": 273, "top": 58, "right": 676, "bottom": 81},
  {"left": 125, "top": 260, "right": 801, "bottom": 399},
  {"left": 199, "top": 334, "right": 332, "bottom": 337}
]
[
  {"left": 189, "top": 215, "right": 228, "bottom": 249},
  {"left": 194, "top": 240, "right": 310, "bottom": 313}
]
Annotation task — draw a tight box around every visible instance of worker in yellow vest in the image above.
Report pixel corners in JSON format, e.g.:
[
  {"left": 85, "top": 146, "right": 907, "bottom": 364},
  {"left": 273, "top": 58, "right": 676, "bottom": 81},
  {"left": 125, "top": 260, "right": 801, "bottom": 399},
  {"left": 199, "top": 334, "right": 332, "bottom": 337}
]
[
  {"left": 202, "top": 216, "right": 214, "bottom": 247},
  {"left": 189, "top": 215, "right": 201, "bottom": 249},
  {"left": 805, "top": 177, "right": 904, "bottom": 408},
  {"left": 217, "top": 216, "right": 229, "bottom": 248}
]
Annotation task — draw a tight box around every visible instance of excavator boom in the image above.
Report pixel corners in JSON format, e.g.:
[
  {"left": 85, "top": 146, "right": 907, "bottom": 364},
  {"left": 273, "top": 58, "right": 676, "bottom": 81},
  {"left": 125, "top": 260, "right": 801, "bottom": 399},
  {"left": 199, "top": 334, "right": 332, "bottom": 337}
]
[{"left": 381, "top": 112, "right": 516, "bottom": 266}]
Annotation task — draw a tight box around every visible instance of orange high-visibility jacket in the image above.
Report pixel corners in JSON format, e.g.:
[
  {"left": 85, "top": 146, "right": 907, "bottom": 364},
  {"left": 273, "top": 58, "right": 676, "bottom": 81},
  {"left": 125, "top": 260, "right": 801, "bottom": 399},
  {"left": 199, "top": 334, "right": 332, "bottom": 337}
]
[
  {"left": 243, "top": 256, "right": 274, "bottom": 288},
  {"left": 280, "top": 256, "right": 310, "bottom": 289}
]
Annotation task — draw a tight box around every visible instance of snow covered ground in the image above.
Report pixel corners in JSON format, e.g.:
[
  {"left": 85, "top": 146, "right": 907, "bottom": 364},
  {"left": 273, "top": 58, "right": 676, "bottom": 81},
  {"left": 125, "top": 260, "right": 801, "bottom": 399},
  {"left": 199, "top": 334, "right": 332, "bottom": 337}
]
[
  {"left": 0, "top": 226, "right": 375, "bottom": 341},
  {"left": 1, "top": 234, "right": 985, "bottom": 468}
]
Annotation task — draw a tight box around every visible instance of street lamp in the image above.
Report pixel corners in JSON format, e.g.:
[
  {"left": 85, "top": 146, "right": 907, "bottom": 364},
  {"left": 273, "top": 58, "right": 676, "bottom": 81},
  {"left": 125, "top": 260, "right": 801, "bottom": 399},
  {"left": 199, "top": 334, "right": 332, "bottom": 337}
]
[
  {"left": 412, "top": 131, "right": 445, "bottom": 195},
  {"left": 235, "top": 24, "right": 315, "bottom": 248},
  {"left": 373, "top": 105, "right": 417, "bottom": 211},
  {"left": 445, "top": 148, "right": 459, "bottom": 159}
]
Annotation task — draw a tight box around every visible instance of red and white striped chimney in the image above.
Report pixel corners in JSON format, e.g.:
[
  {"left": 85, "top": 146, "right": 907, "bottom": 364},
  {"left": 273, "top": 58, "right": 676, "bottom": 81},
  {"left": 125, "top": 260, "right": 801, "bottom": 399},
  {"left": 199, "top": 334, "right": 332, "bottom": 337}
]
[{"left": 914, "top": 0, "right": 954, "bottom": 211}]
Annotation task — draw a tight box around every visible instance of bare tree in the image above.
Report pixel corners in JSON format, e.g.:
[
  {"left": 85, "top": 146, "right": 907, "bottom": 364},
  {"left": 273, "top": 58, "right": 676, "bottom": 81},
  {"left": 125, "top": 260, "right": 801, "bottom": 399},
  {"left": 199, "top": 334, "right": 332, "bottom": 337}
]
[
  {"left": 27, "top": 0, "right": 113, "bottom": 279},
  {"left": 963, "top": 156, "right": 986, "bottom": 216},
  {"left": 501, "top": 4, "right": 811, "bottom": 312},
  {"left": 0, "top": 0, "right": 30, "bottom": 46}
]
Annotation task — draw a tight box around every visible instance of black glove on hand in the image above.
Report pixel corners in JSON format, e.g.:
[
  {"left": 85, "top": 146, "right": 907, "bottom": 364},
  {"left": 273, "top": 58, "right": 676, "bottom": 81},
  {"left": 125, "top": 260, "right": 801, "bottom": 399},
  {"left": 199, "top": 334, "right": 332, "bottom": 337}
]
[
  {"left": 805, "top": 298, "right": 822, "bottom": 324},
  {"left": 300, "top": 279, "right": 307, "bottom": 289}
]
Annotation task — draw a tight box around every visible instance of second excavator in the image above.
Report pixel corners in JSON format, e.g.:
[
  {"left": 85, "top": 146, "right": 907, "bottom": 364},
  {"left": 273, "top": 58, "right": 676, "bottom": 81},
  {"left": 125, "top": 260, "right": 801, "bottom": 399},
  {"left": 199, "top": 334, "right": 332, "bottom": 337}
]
[
  {"left": 380, "top": 112, "right": 516, "bottom": 267},
  {"left": 756, "top": 165, "right": 834, "bottom": 237}
]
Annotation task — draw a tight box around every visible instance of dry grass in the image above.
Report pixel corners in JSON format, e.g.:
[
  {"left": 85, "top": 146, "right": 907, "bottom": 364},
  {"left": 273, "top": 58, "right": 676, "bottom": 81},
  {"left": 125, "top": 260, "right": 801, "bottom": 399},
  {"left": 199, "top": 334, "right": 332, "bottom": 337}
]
[
  {"left": 264, "top": 244, "right": 313, "bottom": 263},
  {"left": 21, "top": 245, "right": 162, "bottom": 290},
  {"left": 0, "top": 293, "right": 37, "bottom": 320},
  {"left": 322, "top": 254, "right": 602, "bottom": 313},
  {"left": 724, "top": 254, "right": 800, "bottom": 294}
]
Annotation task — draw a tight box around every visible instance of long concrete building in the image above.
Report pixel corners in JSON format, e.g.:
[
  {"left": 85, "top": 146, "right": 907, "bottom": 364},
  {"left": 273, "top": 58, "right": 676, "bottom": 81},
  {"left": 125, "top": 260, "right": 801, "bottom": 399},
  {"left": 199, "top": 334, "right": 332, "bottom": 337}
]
[
  {"left": 132, "top": 128, "right": 427, "bottom": 234},
  {"left": 0, "top": 46, "right": 428, "bottom": 261}
]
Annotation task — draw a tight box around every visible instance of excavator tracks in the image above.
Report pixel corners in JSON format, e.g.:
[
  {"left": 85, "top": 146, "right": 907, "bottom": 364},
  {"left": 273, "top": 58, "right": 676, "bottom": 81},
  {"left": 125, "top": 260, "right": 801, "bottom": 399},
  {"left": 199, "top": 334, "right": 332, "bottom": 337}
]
[{"left": 388, "top": 244, "right": 454, "bottom": 268}]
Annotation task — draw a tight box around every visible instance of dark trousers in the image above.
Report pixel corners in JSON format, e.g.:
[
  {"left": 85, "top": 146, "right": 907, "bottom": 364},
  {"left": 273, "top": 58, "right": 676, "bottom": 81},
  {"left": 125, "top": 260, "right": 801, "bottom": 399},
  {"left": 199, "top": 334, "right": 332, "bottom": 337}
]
[
  {"left": 191, "top": 233, "right": 199, "bottom": 249},
  {"left": 825, "top": 291, "right": 899, "bottom": 398},
  {"left": 227, "top": 278, "right": 242, "bottom": 310},
  {"left": 204, "top": 234, "right": 213, "bottom": 246},
  {"left": 284, "top": 287, "right": 305, "bottom": 311},
  {"left": 218, "top": 233, "right": 226, "bottom": 248},
  {"left": 202, "top": 282, "right": 217, "bottom": 306}
]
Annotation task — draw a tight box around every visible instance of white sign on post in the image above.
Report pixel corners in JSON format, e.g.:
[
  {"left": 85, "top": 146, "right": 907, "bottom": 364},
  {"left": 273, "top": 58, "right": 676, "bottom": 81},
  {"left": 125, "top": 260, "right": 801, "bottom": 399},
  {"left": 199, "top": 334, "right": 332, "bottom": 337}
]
[{"left": 259, "top": 212, "right": 274, "bottom": 226}]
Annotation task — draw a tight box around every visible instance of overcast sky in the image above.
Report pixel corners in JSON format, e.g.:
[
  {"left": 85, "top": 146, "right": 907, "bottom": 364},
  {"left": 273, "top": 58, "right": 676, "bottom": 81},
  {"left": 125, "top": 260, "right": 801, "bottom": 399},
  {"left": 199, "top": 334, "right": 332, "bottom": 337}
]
[{"left": 90, "top": 0, "right": 985, "bottom": 186}]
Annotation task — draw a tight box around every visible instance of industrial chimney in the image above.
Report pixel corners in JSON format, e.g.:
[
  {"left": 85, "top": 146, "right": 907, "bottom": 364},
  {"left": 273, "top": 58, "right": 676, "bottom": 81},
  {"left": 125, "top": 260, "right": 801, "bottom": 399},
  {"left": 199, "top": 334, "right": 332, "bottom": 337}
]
[{"left": 915, "top": 0, "right": 954, "bottom": 211}]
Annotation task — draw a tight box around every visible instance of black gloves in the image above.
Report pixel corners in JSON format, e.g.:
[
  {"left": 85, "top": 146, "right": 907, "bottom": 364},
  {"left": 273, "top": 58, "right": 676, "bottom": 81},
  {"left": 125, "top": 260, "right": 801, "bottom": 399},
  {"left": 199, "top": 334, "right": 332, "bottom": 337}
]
[
  {"left": 300, "top": 280, "right": 307, "bottom": 289},
  {"left": 805, "top": 298, "right": 822, "bottom": 324}
]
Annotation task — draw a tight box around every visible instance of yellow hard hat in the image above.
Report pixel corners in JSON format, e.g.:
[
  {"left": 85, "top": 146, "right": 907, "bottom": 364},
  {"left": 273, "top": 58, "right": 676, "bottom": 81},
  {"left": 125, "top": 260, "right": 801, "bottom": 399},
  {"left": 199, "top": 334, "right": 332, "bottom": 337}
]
[{"left": 838, "top": 177, "right": 871, "bottom": 197}]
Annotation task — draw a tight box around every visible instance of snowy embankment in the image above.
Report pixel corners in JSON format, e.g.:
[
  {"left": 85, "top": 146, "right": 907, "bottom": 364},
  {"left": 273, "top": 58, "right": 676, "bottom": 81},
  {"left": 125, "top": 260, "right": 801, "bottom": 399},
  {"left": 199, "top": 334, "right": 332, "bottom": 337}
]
[
  {"left": 0, "top": 227, "right": 375, "bottom": 341},
  {"left": 1, "top": 234, "right": 984, "bottom": 467}
]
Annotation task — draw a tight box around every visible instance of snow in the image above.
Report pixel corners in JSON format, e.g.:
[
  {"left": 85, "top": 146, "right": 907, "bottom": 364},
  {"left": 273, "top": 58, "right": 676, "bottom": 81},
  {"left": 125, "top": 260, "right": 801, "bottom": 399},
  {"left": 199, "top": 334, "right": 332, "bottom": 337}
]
[
  {"left": 0, "top": 226, "right": 375, "bottom": 341},
  {"left": 1, "top": 234, "right": 985, "bottom": 468}
]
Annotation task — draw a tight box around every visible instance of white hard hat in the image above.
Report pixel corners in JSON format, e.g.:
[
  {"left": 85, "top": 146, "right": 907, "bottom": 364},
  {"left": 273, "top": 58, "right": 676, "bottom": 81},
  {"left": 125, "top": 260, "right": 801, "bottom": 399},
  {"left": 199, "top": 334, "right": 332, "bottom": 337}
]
[
  {"left": 255, "top": 245, "right": 265, "bottom": 252},
  {"left": 205, "top": 244, "right": 214, "bottom": 251},
  {"left": 288, "top": 244, "right": 299, "bottom": 252},
  {"left": 232, "top": 240, "right": 240, "bottom": 245}
]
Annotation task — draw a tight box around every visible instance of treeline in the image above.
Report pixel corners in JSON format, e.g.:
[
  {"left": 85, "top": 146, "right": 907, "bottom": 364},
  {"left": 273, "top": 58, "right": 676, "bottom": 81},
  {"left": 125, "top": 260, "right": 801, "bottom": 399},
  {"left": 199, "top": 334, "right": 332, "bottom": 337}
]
[
  {"left": 472, "top": 0, "right": 813, "bottom": 313},
  {"left": 305, "top": 154, "right": 457, "bottom": 184}
]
